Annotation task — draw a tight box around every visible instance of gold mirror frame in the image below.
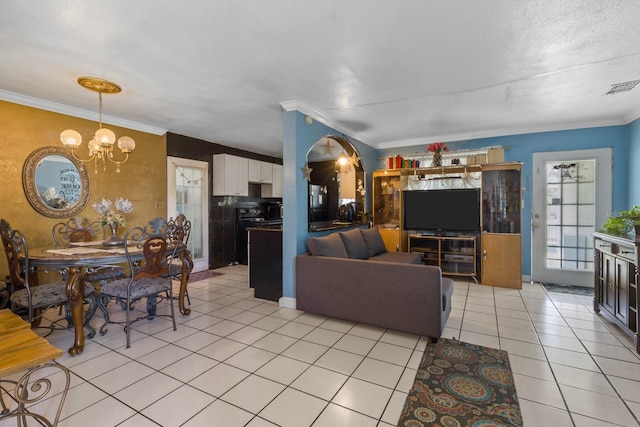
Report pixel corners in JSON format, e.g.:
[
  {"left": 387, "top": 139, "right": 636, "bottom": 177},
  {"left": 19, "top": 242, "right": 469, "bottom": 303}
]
[{"left": 22, "top": 146, "right": 91, "bottom": 218}]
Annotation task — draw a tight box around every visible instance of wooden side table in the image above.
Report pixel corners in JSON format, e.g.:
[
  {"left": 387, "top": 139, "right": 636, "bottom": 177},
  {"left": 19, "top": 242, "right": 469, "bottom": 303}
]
[{"left": 0, "top": 309, "right": 70, "bottom": 426}]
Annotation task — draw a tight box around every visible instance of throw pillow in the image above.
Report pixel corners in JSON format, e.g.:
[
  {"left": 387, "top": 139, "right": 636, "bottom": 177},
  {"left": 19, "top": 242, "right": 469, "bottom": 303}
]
[
  {"left": 339, "top": 228, "right": 369, "bottom": 259},
  {"left": 360, "top": 227, "right": 387, "bottom": 257},
  {"left": 307, "top": 233, "right": 349, "bottom": 258}
]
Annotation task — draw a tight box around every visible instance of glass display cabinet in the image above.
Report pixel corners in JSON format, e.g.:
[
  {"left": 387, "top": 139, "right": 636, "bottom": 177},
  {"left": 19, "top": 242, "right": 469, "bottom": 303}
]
[
  {"left": 481, "top": 163, "right": 523, "bottom": 288},
  {"left": 372, "top": 170, "right": 406, "bottom": 251}
]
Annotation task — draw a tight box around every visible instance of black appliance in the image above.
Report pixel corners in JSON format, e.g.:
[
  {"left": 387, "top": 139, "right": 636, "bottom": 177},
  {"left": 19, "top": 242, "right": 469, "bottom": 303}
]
[
  {"left": 338, "top": 202, "right": 356, "bottom": 222},
  {"left": 309, "top": 184, "right": 329, "bottom": 222},
  {"left": 262, "top": 201, "right": 283, "bottom": 221},
  {"left": 403, "top": 188, "right": 481, "bottom": 233},
  {"left": 236, "top": 203, "right": 283, "bottom": 265}
]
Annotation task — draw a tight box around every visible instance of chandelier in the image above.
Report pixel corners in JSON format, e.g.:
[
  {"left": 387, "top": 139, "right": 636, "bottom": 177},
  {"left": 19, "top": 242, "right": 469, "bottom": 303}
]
[
  {"left": 335, "top": 151, "right": 352, "bottom": 174},
  {"left": 60, "top": 77, "right": 135, "bottom": 173}
]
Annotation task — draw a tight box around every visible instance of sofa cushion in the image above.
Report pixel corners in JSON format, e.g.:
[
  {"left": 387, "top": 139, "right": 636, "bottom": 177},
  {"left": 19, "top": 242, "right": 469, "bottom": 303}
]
[
  {"left": 371, "top": 251, "right": 422, "bottom": 264},
  {"left": 360, "top": 227, "right": 387, "bottom": 257},
  {"left": 307, "top": 233, "right": 349, "bottom": 258},
  {"left": 339, "top": 228, "right": 369, "bottom": 259}
]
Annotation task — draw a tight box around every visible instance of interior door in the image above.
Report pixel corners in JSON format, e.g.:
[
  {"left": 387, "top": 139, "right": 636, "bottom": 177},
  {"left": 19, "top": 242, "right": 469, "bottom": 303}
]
[
  {"left": 167, "top": 157, "right": 209, "bottom": 273},
  {"left": 531, "top": 148, "right": 612, "bottom": 286}
]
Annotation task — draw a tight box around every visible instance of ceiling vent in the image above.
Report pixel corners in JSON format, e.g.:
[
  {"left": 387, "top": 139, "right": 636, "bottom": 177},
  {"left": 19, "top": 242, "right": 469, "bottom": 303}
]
[{"left": 605, "top": 80, "right": 640, "bottom": 95}]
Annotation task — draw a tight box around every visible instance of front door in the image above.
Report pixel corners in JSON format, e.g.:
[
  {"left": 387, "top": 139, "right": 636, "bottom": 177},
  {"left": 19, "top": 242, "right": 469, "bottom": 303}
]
[
  {"left": 531, "top": 148, "right": 612, "bottom": 286},
  {"left": 167, "top": 157, "right": 209, "bottom": 273}
]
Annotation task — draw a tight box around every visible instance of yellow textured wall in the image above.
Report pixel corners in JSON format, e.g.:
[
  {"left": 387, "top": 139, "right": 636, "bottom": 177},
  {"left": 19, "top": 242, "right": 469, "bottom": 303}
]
[{"left": 0, "top": 100, "right": 167, "bottom": 280}]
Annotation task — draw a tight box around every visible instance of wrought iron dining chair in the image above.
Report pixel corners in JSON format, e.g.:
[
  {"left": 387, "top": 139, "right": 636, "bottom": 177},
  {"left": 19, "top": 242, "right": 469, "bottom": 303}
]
[
  {"left": 165, "top": 213, "right": 193, "bottom": 305},
  {"left": 0, "top": 219, "right": 92, "bottom": 330},
  {"left": 51, "top": 216, "right": 126, "bottom": 283},
  {"left": 52, "top": 216, "right": 99, "bottom": 246},
  {"left": 99, "top": 218, "right": 180, "bottom": 348}
]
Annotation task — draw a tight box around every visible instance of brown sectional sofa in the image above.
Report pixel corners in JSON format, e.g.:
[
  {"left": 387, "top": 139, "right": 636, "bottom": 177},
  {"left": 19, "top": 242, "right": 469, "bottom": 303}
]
[{"left": 296, "top": 227, "right": 453, "bottom": 340}]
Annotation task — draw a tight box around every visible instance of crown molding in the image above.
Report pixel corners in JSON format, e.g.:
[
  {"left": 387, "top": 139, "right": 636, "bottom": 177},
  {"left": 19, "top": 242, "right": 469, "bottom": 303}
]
[
  {"left": 0, "top": 89, "right": 167, "bottom": 136},
  {"left": 280, "top": 99, "right": 372, "bottom": 146},
  {"left": 282, "top": 99, "right": 637, "bottom": 151},
  {"left": 375, "top": 117, "right": 631, "bottom": 150}
]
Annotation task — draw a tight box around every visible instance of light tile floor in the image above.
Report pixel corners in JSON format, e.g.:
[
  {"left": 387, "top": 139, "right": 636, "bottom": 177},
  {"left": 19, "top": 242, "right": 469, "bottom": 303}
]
[{"left": 4, "top": 265, "right": 640, "bottom": 426}]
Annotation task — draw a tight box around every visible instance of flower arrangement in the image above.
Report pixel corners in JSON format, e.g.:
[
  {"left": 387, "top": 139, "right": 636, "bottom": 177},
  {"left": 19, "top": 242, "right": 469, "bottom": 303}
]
[
  {"left": 357, "top": 178, "right": 366, "bottom": 197},
  {"left": 427, "top": 142, "right": 449, "bottom": 154},
  {"left": 92, "top": 197, "right": 133, "bottom": 226}
]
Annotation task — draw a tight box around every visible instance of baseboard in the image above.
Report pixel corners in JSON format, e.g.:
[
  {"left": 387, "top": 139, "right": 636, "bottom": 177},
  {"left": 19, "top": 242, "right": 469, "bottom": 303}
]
[{"left": 278, "top": 297, "right": 296, "bottom": 309}]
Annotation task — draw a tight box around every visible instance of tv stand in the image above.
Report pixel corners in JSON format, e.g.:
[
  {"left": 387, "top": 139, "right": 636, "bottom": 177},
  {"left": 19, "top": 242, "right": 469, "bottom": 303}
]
[{"left": 408, "top": 234, "right": 478, "bottom": 283}]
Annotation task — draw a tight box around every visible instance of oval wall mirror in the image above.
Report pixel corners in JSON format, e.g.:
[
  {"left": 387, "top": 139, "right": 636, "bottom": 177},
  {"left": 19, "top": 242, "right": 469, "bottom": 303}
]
[
  {"left": 22, "top": 146, "right": 90, "bottom": 218},
  {"left": 307, "top": 135, "right": 365, "bottom": 231}
]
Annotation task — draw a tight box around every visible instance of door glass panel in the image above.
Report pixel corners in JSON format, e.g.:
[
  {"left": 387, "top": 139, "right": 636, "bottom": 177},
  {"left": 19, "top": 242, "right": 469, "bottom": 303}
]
[
  {"left": 544, "top": 160, "right": 595, "bottom": 272},
  {"left": 562, "top": 205, "right": 577, "bottom": 225},
  {"left": 176, "top": 166, "right": 205, "bottom": 259},
  {"left": 547, "top": 226, "right": 561, "bottom": 245},
  {"left": 578, "top": 182, "right": 595, "bottom": 204},
  {"left": 547, "top": 206, "right": 561, "bottom": 225},
  {"left": 168, "top": 156, "right": 209, "bottom": 273}
]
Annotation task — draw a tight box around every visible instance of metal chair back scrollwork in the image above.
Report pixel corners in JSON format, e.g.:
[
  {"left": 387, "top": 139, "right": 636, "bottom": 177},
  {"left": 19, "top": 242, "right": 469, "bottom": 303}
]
[
  {"left": 99, "top": 219, "right": 179, "bottom": 348},
  {"left": 166, "top": 214, "right": 194, "bottom": 311},
  {"left": 52, "top": 216, "right": 101, "bottom": 247}
]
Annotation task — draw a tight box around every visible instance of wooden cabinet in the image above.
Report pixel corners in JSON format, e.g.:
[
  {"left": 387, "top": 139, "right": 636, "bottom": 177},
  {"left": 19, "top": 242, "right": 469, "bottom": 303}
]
[
  {"left": 213, "top": 154, "right": 248, "bottom": 196},
  {"left": 594, "top": 233, "right": 638, "bottom": 353},
  {"left": 379, "top": 228, "right": 406, "bottom": 252},
  {"left": 481, "top": 163, "right": 522, "bottom": 288},
  {"left": 249, "top": 159, "right": 273, "bottom": 184},
  {"left": 409, "top": 234, "right": 477, "bottom": 280},
  {"left": 481, "top": 233, "right": 522, "bottom": 288},
  {"left": 262, "top": 164, "right": 283, "bottom": 198},
  {"left": 373, "top": 170, "right": 405, "bottom": 251}
]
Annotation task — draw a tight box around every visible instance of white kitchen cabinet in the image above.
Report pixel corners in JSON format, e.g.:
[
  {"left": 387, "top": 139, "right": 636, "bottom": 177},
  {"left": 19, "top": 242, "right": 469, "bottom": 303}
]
[
  {"left": 213, "top": 154, "right": 248, "bottom": 196},
  {"left": 249, "top": 159, "right": 273, "bottom": 184},
  {"left": 262, "top": 164, "right": 283, "bottom": 198}
]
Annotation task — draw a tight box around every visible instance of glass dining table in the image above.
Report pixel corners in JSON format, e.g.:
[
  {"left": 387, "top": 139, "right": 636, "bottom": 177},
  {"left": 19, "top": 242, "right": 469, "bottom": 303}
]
[{"left": 23, "top": 243, "right": 192, "bottom": 356}]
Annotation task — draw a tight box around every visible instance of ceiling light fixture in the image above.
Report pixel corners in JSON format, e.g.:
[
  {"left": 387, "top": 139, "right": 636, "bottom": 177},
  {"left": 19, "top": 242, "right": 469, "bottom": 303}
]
[
  {"left": 336, "top": 151, "right": 352, "bottom": 174},
  {"left": 60, "top": 77, "right": 135, "bottom": 174}
]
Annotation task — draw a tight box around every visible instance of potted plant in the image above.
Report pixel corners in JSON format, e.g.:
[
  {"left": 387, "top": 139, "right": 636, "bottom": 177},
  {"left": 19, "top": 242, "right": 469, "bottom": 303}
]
[
  {"left": 619, "top": 205, "right": 640, "bottom": 235},
  {"left": 600, "top": 216, "right": 631, "bottom": 236}
]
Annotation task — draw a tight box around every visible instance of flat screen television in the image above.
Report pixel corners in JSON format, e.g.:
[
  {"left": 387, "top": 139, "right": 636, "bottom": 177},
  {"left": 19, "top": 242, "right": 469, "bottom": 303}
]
[{"left": 403, "top": 188, "right": 480, "bottom": 233}]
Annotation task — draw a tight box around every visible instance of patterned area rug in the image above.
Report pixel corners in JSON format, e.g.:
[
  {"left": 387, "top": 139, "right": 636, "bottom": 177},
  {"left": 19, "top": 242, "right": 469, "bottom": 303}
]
[
  {"left": 541, "top": 282, "right": 594, "bottom": 296},
  {"left": 398, "top": 338, "right": 522, "bottom": 427},
  {"left": 189, "top": 270, "right": 224, "bottom": 283}
]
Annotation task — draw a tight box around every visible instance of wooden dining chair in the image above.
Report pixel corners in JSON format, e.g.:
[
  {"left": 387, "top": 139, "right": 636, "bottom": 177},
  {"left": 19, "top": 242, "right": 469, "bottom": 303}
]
[
  {"left": 99, "top": 219, "right": 181, "bottom": 348},
  {"left": 0, "top": 219, "right": 92, "bottom": 330}
]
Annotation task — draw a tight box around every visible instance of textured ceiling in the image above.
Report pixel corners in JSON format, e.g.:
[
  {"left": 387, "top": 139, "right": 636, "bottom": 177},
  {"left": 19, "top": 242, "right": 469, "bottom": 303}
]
[{"left": 1, "top": 1, "right": 639, "bottom": 158}]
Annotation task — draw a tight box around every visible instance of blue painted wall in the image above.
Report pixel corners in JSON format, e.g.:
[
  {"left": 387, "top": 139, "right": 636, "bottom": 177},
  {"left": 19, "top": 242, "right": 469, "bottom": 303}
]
[
  {"left": 628, "top": 118, "right": 640, "bottom": 205},
  {"left": 282, "top": 111, "right": 377, "bottom": 299},
  {"left": 286, "top": 113, "right": 635, "bottom": 296},
  {"left": 379, "top": 125, "right": 630, "bottom": 276}
]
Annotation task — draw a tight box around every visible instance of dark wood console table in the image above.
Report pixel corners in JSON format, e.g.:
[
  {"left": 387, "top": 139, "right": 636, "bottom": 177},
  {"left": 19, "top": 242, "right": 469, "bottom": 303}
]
[{"left": 593, "top": 232, "right": 639, "bottom": 353}]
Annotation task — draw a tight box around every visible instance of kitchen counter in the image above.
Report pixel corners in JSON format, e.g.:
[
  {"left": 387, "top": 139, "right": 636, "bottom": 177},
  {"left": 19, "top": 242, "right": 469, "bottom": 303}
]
[
  {"left": 308, "top": 221, "right": 358, "bottom": 232},
  {"left": 247, "top": 224, "right": 282, "bottom": 231}
]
